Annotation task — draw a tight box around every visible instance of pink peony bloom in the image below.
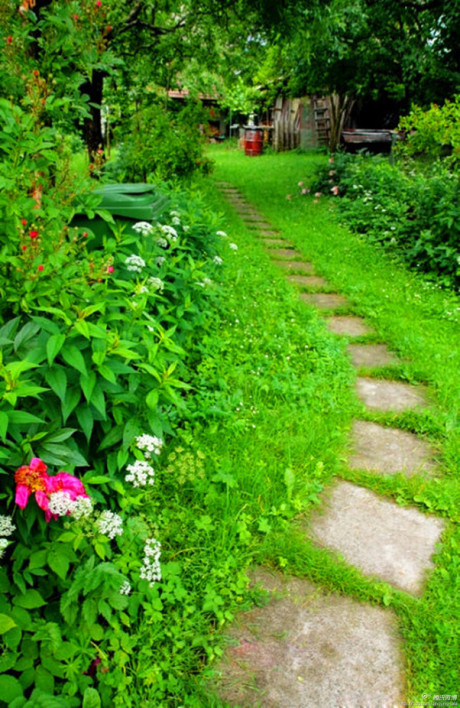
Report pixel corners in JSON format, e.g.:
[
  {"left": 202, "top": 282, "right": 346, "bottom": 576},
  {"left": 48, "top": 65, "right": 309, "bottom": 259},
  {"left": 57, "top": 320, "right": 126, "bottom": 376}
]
[
  {"left": 15, "top": 458, "right": 52, "bottom": 520},
  {"left": 331, "top": 185, "right": 339, "bottom": 195},
  {"left": 48, "top": 472, "right": 88, "bottom": 500}
]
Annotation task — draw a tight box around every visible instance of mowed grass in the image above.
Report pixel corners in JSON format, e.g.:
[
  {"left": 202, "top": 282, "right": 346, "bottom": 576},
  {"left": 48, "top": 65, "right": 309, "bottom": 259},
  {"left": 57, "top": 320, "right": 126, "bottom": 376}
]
[{"left": 189, "top": 145, "right": 459, "bottom": 703}]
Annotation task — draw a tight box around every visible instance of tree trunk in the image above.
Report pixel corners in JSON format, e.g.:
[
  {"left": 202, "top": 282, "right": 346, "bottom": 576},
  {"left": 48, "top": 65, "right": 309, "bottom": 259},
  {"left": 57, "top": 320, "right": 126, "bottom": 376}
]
[
  {"left": 326, "top": 94, "right": 355, "bottom": 152},
  {"left": 80, "top": 70, "right": 105, "bottom": 162}
]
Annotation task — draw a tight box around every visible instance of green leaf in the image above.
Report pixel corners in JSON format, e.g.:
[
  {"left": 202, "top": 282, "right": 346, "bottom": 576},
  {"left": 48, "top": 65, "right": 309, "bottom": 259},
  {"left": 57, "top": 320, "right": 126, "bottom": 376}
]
[
  {"left": 34, "top": 666, "right": 54, "bottom": 695},
  {"left": 61, "top": 345, "right": 87, "bottom": 376},
  {"left": 80, "top": 371, "right": 97, "bottom": 403},
  {"left": 7, "top": 411, "right": 44, "bottom": 425},
  {"left": 46, "top": 334, "right": 66, "bottom": 366},
  {"left": 0, "top": 675, "right": 23, "bottom": 702},
  {"left": 83, "top": 687, "right": 102, "bottom": 708},
  {"left": 90, "top": 385, "right": 106, "bottom": 418},
  {"left": 146, "top": 389, "right": 159, "bottom": 410},
  {"left": 98, "top": 425, "right": 123, "bottom": 451},
  {"left": 13, "top": 590, "right": 46, "bottom": 609},
  {"left": 44, "top": 367, "right": 67, "bottom": 402},
  {"left": 61, "top": 388, "right": 81, "bottom": 423},
  {"left": 48, "top": 550, "right": 70, "bottom": 580},
  {"left": 76, "top": 405, "right": 94, "bottom": 442},
  {"left": 0, "top": 614, "right": 16, "bottom": 635},
  {"left": 0, "top": 411, "right": 8, "bottom": 441}
]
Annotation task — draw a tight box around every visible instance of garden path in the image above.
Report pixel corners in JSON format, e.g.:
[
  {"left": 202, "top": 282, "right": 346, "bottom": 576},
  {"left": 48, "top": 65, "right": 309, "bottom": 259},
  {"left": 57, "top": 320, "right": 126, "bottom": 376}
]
[{"left": 212, "top": 182, "right": 445, "bottom": 708}]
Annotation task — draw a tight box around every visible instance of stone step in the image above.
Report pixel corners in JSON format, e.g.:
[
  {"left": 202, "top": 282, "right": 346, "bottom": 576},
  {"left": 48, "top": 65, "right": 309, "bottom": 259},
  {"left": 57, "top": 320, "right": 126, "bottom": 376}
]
[
  {"left": 326, "top": 316, "right": 375, "bottom": 336},
  {"left": 263, "top": 238, "right": 288, "bottom": 247},
  {"left": 349, "top": 420, "right": 437, "bottom": 476},
  {"left": 287, "top": 275, "right": 329, "bottom": 289},
  {"left": 213, "top": 568, "right": 403, "bottom": 707},
  {"left": 300, "top": 293, "right": 348, "bottom": 310},
  {"left": 347, "top": 343, "right": 398, "bottom": 368},
  {"left": 266, "top": 248, "right": 304, "bottom": 259},
  {"left": 273, "top": 260, "right": 315, "bottom": 274},
  {"left": 356, "top": 377, "right": 428, "bottom": 411},
  {"left": 309, "top": 480, "right": 445, "bottom": 594}
]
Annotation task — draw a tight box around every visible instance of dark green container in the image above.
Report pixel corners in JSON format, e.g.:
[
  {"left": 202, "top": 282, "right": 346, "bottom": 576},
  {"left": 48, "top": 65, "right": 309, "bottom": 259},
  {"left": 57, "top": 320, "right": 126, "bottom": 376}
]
[{"left": 71, "top": 183, "right": 169, "bottom": 248}]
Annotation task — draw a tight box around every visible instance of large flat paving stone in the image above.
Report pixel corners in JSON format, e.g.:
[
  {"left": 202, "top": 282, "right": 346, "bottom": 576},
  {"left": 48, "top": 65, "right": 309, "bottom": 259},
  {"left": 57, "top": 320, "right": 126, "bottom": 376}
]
[
  {"left": 266, "top": 248, "right": 304, "bottom": 259},
  {"left": 326, "top": 316, "right": 375, "bottom": 336},
  {"left": 309, "top": 480, "right": 445, "bottom": 594},
  {"left": 300, "top": 293, "right": 348, "bottom": 310},
  {"left": 347, "top": 343, "right": 398, "bottom": 368},
  {"left": 356, "top": 377, "right": 428, "bottom": 411},
  {"left": 287, "top": 275, "right": 329, "bottom": 289},
  {"left": 263, "top": 238, "right": 288, "bottom": 246},
  {"left": 349, "top": 421, "right": 437, "bottom": 476},
  {"left": 273, "top": 260, "right": 315, "bottom": 274},
  {"left": 213, "top": 568, "right": 403, "bottom": 707}
]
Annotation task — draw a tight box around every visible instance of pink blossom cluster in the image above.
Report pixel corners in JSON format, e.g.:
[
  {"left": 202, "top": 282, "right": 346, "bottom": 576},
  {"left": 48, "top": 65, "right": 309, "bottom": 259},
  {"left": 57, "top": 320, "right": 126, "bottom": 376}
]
[{"left": 15, "top": 457, "right": 89, "bottom": 522}]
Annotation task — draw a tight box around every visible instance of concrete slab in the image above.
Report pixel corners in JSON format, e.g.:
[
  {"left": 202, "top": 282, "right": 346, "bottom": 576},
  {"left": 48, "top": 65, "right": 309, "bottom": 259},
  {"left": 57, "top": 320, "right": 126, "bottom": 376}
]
[
  {"left": 309, "top": 480, "right": 444, "bottom": 594},
  {"left": 273, "top": 261, "right": 315, "bottom": 274},
  {"left": 349, "top": 421, "right": 437, "bottom": 476},
  {"left": 347, "top": 344, "right": 398, "bottom": 368},
  {"left": 266, "top": 248, "right": 304, "bottom": 259},
  {"left": 287, "top": 275, "right": 329, "bottom": 289},
  {"left": 300, "top": 293, "right": 348, "bottom": 310},
  {"left": 213, "top": 568, "right": 404, "bottom": 707},
  {"left": 356, "top": 377, "right": 428, "bottom": 411},
  {"left": 326, "top": 316, "right": 375, "bottom": 336}
]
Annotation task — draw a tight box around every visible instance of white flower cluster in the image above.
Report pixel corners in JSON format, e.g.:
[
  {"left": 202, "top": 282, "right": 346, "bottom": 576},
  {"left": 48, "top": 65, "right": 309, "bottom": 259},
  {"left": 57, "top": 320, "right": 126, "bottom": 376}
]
[
  {"left": 120, "top": 580, "right": 132, "bottom": 595},
  {"left": 125, "top": 254, "right": 146, "bottom": 273},
  {"left": 156, "top": 256, "right": 166, "bottom": 267},
  {"left": 49, "top": 491, "right": 75, "bottom": 517},
  {"left": 0, "top": 538, "right": 9, "bottom": 561},
  {"left": 183, "top": 225, "right": 190, "bottom": 233},
  {"left": 136, "top": 433, "right": 163, "bottom": 457},
  {"left": 171, "top": 217, "right": 181, "bottom": 226},
  {"left": 0, "top": 515, "right": 15, "bottom": 537},
  {"left": 229, "top": 243, "right": 238, "bottom": 251},
  {"left": 140, "top": 538, "right": 162, "bottom": 587},
  {"left": 196, "top": 277, "right": 213, "bottom": 288},
  {"left": 213, "top": 255, "right": 223, "bottom": 265},
  {"left": 148, "top": 277, "right": 164, "bottom": 292},
  {"left": 72, "top": 497, "right": 93, "bottom": 520},
  {"left": 156, "top": 237, "right": 168, "bottom": 249},
  {"left": 125, "top": 459, "right": 155, "bottom": 488},
  {"left": 96, "top": 510, "right": 123, "bottom": 539},
  {"left": 169, "top": 210, "right": 180, "bottom": 218},
  {"left": 216, "top": 230, "right": 227, "bottom": 238},
  {"left": 133, "top": 221, "right": 154, "bottom": 236},
  {"left": 160, "top": 224, "right": 178, "bottom": 241}
]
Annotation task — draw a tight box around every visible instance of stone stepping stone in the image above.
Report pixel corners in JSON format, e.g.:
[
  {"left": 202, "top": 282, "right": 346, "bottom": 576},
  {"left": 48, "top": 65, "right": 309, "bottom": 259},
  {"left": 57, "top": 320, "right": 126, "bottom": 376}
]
[
  {"left": 326, "top": 316, "right": 375, "bottom": 336},
  {"left": 300, "top": 293, "right": 348, "bottom": 310},
  {"left": 356, "top": 377, "right": 428, "bottom": 411},
  {"left": 309, "top": 480, "right": 444, "bottom": 594},
  {"left": 287, "top": 275, "right": 329, "bottom": 289},
  {"left": 347, "top": 343, "right": 398, "bottom": 368},
  {"left": 273, "top": 260, "right": 315, "bottom": 274},
  {"left": 349, "top": 421, "right": 437, "bottom": 476},
  {"left": 257, "top": 229, "right": 281, "bottom": 236},
  {"left": 263, "top": 238, "right": 288, "bottom": 247},
  {"left": 266, "top": 248, "right": 303, "bottom": 259},
  {"left": 246, "top": 222, "right": 274, "bottom": 230},
  {"left": 213, "top": 568, "right": 403, "bottom": 707}
]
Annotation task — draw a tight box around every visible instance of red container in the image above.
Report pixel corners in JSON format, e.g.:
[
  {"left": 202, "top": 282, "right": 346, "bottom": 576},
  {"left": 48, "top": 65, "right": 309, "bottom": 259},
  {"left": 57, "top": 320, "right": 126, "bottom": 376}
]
[{"left": 244, "top": 129, "right": 263, "bottom": 156}]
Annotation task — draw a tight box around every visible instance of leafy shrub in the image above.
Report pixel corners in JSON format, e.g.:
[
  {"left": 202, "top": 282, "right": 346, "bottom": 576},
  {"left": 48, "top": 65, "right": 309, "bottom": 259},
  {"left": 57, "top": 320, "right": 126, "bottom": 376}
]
[
  {"left": 396, "top": 96, "right": 460, "bottom": 164},
  {"left": 106, "top": 102, "right": 213, "bottom": 183},
  {"left": 306, "top": 152, "right": 460, "bottom": 289}
]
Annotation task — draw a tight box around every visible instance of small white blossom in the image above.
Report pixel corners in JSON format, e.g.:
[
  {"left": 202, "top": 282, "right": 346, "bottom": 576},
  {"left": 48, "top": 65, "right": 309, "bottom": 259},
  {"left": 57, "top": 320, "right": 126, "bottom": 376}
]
[
  {"left": 183, "top": 225, "right": 190, "bottom": 233},
  {"left": 125, "top": 460, "right": 155, "bottom": 487},
  {"left": 0, "top": 515, "right": 15, "bottom": 537},
  {"left": 156, "top": 256, "right": 166, "bottom": 267},
  {"left": 213, "top": 255, "right": 223, "bottom": 265},
  {"left": 72, "top": 497, "right": 93, "bottom": 520},
  {"left": 120, "top": 580, "right": 132, "bottom": 595},
  {"left": 229, "top": 243, "right": 238, "bottom": 251},
  {"left": 156, "top": 237, "right": 168, "bottom": 249},
  {"left": 48, "top": 491, "right": 75, "bottom": 517},
  {"left": 140, "top": 538, "right": 162, "bottom": 587},
  {"left": 169, "top": 210, "right": 180, "bottom": 218},
  {"left": 148, "top": 277, "right": 164, "bottom": 292},
  {"left": 0, "top": 538, "right": 9, "bottom": 560},
  {"left": 133, "top": 222, "right": 154, "bottom": 236},
  {"left": 125, "top": 254, "right": 146, "bottom": 273},
  {"left": 136, "top": 433, "right": 163, "bottom": 457},
  {"left": 216, "top": 230, "right": 227, "bottom": 238},
  {"left": 97, "top": 511, "right": 123, "bottom": 539},
  {"left": 171, "top": 217, "right": 181, "bottom": 226},
  {"left": 160, "top": 224, "right": 178, "bottom": 241}
]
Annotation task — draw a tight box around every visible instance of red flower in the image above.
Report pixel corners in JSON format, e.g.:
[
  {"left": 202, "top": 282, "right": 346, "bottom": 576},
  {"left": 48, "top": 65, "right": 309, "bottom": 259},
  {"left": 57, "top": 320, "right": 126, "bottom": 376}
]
[
  {"left": 21, "top": 219, "right": 27, "bottom": 226},
  {"left": 106, "top": 25, "right": 112, "bottom": 32},
  {"left": 7, "top": 36, "right": 13, "bottom": 44},
  {"left": 33, "top": 70, "right": 39, "bottom": 77},
  {"left": 83, "top": 231, "right": 88, "bottom": 237},
  {"left": 29, "top": 230, "right": 38, "bottom": 239},
  {"left": 107, "top": 265, "right": 114, "bottom": 274},
  {"left": 73, "top": 14, "right": 79, "bottom": 20},
  {"left": 15, "top": 458, "right": 52, "bottom": 520},
  {"left": 38, "top": 265, "right": 44, "bottom": 272},
  {"left": 21, "top": 246, "right": 27, "bottom": 252},
  {"left": 96, "top": 0, "right": 102, "bottom": 6}
]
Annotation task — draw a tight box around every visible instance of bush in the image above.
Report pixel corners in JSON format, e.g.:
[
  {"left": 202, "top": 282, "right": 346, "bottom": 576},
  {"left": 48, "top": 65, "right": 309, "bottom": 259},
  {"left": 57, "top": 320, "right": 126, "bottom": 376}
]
[{"left": 396, "top": 96, "right": 460, "bottom": 164}]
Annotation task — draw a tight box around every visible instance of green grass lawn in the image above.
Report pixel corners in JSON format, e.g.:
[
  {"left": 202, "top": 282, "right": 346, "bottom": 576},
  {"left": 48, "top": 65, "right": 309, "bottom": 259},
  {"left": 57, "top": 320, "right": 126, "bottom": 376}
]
[{"left": 177, "top": 145, "right": 460, "bottom": 703}]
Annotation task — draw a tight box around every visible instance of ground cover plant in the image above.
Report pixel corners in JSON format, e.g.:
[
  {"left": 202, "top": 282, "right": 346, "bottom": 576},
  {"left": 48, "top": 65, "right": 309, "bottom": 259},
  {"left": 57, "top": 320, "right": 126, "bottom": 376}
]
[{"left": 200, "top": 144, "right": 459, "bottom": 703}]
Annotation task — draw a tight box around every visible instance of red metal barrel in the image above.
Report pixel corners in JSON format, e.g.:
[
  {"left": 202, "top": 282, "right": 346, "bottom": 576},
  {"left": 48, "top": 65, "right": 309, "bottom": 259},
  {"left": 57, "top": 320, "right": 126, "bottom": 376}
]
[{"left": 244, "top": 128, "right": 263, "bottom": 156}]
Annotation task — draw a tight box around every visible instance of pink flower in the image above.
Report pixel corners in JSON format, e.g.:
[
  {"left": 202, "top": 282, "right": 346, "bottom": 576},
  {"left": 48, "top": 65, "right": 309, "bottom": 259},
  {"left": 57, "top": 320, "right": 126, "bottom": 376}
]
[
  {"left": 15, "top": 458, "right": 52, "bottom": 520},
  {"left": 329, "top": 157, "right": 334, "bottom": 164},
  {"left": 38, "top": 265, "right": 44, "bottom": 272},
  {"left": 331, "top": 185, "right": 339, "bottom": 196},
  {"left": 329, "top": 170, "right": 335, "bottom": 176},
  {"left": 301, "top": 188, "right": 309, "bottom": 195},
  {"left": 107, "top": 265, "right": 114, "bottom": 274},
  {"left": 48, "top": 472, "right": 88, "bottom": 501},
  {"left": 298, "top": 181, "right": 304, "bottom": 187},
  {"left": 314, "top": 192, "right": 322, "bottom": 198}
]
